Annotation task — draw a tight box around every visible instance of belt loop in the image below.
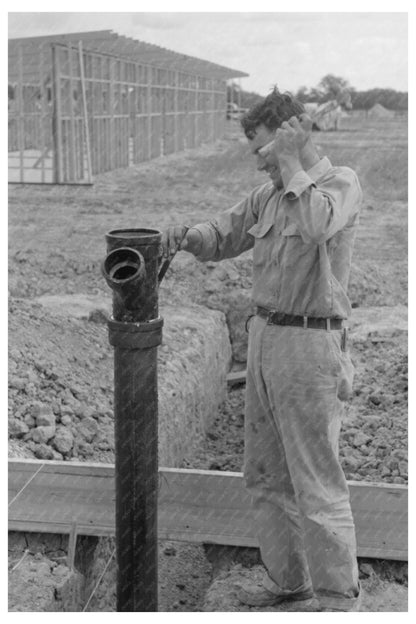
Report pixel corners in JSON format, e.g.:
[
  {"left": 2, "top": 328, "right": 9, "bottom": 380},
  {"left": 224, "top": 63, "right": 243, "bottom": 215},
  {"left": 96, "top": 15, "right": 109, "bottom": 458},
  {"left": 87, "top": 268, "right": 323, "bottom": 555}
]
[
  {"left": 303, "top": 316, "right": 308, "bottom": 329},
  {"left": 326, "top": 318, "right": 331, "bottom": 331}
]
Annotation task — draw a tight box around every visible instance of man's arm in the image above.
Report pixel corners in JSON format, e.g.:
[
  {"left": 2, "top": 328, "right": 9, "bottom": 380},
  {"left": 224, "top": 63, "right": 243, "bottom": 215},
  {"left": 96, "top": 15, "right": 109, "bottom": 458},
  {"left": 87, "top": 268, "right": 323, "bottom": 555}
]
[
  {"left": 264, "top": 114, "right": 362, "bottom": 243},
  {"left": 283, "top": 168, "right": 362, "bottom": 244},
  {"left": 161, "top": 186, "right": 266, "bottom": 261}
]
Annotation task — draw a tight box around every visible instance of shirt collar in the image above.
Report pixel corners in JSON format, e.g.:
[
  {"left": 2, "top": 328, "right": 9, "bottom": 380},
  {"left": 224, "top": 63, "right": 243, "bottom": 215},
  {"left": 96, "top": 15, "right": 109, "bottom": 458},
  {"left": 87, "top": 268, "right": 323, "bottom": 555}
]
[{"left": 306, "top": 156, "right": 332, "bottom": 184}]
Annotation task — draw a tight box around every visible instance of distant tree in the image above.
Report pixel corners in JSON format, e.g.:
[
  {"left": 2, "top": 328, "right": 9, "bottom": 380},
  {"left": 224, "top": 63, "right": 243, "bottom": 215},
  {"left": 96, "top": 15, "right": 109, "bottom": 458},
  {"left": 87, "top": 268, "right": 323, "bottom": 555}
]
[
  {"left": 351, "top": 88, "right": 408, "bottom": 111},
  {"left": 294, "top": 86, "right": 310, "bottom": 102},
  {"left": 318, "top": 74, "right": 351, "bottom": 102},
  {"left": 294, "top": 85, "right": 324, "bottom": 103}
]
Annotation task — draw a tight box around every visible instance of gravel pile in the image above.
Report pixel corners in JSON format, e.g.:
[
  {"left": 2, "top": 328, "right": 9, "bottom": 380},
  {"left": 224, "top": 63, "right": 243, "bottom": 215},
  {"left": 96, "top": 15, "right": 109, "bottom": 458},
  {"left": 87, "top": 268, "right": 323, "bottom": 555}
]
[{"left": 8, "top": 298, "right": 114, "bottom": 463}]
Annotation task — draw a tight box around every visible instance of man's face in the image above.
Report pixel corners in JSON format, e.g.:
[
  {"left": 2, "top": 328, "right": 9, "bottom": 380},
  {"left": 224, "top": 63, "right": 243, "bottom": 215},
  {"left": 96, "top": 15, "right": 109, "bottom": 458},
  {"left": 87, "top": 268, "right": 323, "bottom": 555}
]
[{"left": 247, "top": 124, "right": 283, "bottom": 189}]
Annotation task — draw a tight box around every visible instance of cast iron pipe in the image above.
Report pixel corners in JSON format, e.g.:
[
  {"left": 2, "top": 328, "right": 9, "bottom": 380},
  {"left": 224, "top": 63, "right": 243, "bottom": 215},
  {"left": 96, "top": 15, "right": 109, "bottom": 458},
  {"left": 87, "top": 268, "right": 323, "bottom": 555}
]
[{"left": 102, "top": 228, "right": 165, "bottom": 612}]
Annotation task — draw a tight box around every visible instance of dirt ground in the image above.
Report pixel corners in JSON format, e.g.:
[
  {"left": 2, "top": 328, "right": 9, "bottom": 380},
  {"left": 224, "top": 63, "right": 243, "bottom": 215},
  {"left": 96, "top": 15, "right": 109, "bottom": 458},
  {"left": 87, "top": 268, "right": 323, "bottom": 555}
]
[{"left": 8, "top": 117, "right": 408, "bottom": 611}]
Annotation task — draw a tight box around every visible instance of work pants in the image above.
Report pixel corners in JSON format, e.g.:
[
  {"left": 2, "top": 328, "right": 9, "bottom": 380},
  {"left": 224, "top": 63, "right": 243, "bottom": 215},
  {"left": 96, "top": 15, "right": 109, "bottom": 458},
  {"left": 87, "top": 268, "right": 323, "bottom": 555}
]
[{"left": 244, "top": 316, "right": 360, "bottom": 610}]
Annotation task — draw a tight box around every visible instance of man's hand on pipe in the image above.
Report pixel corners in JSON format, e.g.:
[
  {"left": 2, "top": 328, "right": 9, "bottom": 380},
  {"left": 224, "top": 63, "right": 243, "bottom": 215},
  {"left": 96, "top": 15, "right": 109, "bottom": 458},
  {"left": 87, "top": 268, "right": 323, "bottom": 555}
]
[{"left": 161, "top": 225, "right": 202, "bottom": 258}]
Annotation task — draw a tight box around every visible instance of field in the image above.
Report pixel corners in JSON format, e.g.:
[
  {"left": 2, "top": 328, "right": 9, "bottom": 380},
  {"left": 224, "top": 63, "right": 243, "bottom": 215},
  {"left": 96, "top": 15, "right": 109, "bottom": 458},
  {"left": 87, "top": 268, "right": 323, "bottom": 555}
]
[{"left": 8, "top": 115, "right": 408, "bottom": 611}]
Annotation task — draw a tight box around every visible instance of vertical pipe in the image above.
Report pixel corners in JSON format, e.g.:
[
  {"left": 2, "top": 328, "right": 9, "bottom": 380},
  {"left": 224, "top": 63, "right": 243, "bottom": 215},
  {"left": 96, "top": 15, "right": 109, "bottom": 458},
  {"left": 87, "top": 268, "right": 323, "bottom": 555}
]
[{"left": 103, "top": 229, "right": 163, "bottom": 612}]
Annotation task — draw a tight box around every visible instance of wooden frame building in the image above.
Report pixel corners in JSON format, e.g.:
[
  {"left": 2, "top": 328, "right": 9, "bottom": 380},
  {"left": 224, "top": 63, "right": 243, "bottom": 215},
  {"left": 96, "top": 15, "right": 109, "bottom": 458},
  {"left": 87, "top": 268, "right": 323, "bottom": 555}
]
[{"left": 8, "top": 31, "right": 248, "bottom": 184}]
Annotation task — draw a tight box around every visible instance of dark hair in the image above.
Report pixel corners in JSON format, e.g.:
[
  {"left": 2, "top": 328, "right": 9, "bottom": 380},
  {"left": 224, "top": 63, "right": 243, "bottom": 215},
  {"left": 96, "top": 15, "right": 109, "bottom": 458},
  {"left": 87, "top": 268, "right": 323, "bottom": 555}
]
[{"left": 241, "top": 86, "right": 305, "bottom": 139}]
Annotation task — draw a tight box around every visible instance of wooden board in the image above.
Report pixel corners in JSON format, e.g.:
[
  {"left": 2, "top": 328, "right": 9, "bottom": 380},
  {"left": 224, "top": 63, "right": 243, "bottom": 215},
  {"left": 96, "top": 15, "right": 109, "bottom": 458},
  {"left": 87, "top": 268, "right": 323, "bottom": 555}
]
[
  {"left": 226, "top": 370, "right": 247, "bottom": 386},
  {"left": 8, "top": 459, "right": 407, "bottom": 560}
]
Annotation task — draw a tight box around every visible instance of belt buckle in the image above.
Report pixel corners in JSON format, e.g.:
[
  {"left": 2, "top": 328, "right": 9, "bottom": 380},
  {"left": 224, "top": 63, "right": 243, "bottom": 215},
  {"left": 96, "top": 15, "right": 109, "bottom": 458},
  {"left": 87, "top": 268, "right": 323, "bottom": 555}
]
[{"left": 266, "top": 310, "right": 275, "bottom": 325}]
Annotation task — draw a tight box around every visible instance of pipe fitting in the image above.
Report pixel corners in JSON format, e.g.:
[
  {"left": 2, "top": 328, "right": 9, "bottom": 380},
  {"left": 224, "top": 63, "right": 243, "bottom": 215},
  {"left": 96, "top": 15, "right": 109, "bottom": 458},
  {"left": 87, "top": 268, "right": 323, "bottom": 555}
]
[{"left": 101, "top": 247, "right": 146, "bottom": 321}]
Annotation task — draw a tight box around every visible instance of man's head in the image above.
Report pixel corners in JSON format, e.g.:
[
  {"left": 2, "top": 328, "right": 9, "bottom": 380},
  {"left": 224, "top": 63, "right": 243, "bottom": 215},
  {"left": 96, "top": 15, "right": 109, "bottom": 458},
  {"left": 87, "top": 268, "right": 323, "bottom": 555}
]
[
  {"left": 241, "top": 87, "right": 305, "bottom": 140},
  {"left": 240, "top": 87, "right": 305, "bottom": 188}
]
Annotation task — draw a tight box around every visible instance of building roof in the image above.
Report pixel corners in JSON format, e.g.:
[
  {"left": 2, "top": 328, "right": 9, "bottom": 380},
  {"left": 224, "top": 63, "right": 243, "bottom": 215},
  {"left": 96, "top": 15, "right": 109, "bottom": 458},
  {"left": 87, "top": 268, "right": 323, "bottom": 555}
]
[{"left": 8, "top": 30, "right": 249, "bottom": 82}]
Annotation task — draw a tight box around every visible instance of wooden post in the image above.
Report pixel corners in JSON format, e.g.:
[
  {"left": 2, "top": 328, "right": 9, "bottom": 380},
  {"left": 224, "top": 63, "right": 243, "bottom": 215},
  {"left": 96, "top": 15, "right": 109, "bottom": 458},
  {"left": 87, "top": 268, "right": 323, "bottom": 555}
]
[
  {"left": 67, "top": 521, "right": 78, "bottom": 570},
  {"left": 38, "top": 44, "right": 47, "bottom": 183},
  {"left": 52, "top": 44, "right": 63, "bottom": 183},
  {"left": 67, "top": 44, "right": 77, "bottom": 182},
  {"left": 97, "top": 58, "right": 104, "bottom": 173},
  {"left": 17, "top": 44, "right": 24, "bottom": 183},
  {"left": 174, "top": 71, "right": 179, "bottom": 153},
  {"left": 147, "top": 68, "right": 152, "bottom": 160},
  {"left": 109, "top": 57, "right": 115, "bottom": 171},
  {"left": 194, "top": 75, "right": 198, "bottom": 147},
  {"left": 78, "top": 42, "right": 93, "bottom": 183},
  {"left": 211, "top": 81, "right": 215, "bottom": 143}
]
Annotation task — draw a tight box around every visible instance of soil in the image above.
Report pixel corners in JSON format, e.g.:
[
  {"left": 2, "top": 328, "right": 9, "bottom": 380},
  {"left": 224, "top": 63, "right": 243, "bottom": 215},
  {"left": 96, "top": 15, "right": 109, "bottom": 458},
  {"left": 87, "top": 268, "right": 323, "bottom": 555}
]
[{"left": 8, "top": 117, "right": 407, "bottom": 611}]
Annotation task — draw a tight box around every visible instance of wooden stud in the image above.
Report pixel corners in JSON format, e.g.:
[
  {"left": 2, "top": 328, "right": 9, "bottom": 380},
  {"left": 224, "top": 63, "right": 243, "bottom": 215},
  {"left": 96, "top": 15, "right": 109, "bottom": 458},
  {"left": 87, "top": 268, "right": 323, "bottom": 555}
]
[
  {"left": 67, "top": 44, "right": 77, "bottom": 181},
  {"left": 147, "top": 70, "right": 152, "bottom": 159},
  {"left": 51, "top": 44, "right": 63, "bottom": 183},
  {"left": 17, "top": 44, "right": 24, "bottom": 183},
  {"left": 78, "top": 42, "right": 93, "bottom": 183},
  {"left": 226, "top": 370, "right": 247, "bottom": 386},
  {"left": 109, "top": 57, "right": 115, "bottom": 171},
  {"left": 174, "top": 71, "right": 179, "bottom": 153},
  {"left": 67, "top": 521, "right": 78, "bottom": 569}
]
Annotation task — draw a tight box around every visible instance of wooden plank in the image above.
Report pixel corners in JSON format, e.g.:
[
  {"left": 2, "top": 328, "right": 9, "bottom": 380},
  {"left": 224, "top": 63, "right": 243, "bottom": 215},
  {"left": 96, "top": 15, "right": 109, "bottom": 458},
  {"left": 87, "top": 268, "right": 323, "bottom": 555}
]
[
  {"left": 8, "top": 459, "right": 408, "bottom": 561},
  {"left": 78, "top": 42, "right": 93, "bottom": 183},
  {"left": 52, "top": 44, "right": 63, "bottom": 183},
  {"left": 67, "top": 44, "right": 77, "bottom": 181},
  {"left": 226, "top": 370, "right": 247, "bottom": 386},
  {"left": 67, "top": 521, "right": 78, "bottom": 569},
  {"left": 38, "top": 44, "right": 46, "bottom": 183},
  {"left": 17, "top": 44, "right": 24, "bottom": 183},
  {"left": 109, "top": 57, "right": 115, "bottom": 171}
]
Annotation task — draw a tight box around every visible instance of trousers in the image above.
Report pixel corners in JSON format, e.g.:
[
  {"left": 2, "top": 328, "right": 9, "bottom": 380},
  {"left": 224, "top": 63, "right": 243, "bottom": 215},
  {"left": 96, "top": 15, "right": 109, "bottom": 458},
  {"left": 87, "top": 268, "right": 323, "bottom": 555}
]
[{"left": 244, "top": 315, "right": 360, "bottom": 610}]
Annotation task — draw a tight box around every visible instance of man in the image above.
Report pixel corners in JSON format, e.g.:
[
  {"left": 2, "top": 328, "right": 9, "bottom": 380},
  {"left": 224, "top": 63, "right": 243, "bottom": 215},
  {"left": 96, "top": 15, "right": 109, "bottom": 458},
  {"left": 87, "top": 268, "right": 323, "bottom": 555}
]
[{"left": 161, "top": 87, "right": 362, "bottom": 611}]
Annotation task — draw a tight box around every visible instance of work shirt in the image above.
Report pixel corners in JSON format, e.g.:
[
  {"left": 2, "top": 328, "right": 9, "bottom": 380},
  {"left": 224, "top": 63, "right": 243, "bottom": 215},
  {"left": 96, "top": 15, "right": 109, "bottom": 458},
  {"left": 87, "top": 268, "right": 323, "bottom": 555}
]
[{"left": 192, "top": 157, "right": 362, "bottom": 319}]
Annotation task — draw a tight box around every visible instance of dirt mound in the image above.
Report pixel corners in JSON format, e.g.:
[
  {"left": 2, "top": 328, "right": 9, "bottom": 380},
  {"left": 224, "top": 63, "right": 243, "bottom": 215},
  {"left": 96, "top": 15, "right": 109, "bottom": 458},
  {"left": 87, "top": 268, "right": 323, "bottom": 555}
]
[{"left": 8, "top": 296, "right": 231, "bottom": 466}]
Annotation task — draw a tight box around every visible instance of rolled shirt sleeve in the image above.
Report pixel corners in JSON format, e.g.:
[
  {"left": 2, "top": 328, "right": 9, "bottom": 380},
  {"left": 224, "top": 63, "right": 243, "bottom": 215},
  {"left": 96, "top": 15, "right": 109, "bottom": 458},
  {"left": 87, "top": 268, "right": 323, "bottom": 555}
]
[
  {"left": 283, "top": 161, "right": 362, "bottom": 245},
  {"left": 191, "top": 183, "right": 273, "bottom": 261}
]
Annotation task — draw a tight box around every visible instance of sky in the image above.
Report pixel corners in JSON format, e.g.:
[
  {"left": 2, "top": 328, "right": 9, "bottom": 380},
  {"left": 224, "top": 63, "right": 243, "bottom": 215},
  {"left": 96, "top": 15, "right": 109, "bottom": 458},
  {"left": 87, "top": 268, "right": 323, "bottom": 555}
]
[{"left": 7, "top": 8, "right": 409, "bottom": 96}]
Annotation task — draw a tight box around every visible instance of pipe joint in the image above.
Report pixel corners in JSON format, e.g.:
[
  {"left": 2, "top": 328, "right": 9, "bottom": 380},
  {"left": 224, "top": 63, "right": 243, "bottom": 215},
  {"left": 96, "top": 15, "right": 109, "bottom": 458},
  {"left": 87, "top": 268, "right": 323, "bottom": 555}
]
[{"left": 108, "top": 317, "right": 164, "bottom": 350}]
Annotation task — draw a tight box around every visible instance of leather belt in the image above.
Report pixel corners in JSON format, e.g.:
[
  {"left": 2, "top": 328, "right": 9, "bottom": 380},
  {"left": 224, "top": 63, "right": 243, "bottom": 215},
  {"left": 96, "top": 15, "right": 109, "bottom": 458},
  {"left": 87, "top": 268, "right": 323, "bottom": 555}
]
[{"left": 256, "top": 307, "right": 343, "bottom": 330}]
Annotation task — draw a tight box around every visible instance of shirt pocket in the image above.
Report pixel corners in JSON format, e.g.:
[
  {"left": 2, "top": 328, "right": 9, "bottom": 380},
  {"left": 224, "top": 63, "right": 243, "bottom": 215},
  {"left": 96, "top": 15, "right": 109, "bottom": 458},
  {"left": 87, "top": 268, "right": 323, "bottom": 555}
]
[
  {"left": 248, "top": 222, "right": 274, "bottom": 238},
  {"left": 279, "top": 222, "right": 308, "bottom": 273},
  {"left": 247, "top": 222, "right": 274, "bottom": 267}
]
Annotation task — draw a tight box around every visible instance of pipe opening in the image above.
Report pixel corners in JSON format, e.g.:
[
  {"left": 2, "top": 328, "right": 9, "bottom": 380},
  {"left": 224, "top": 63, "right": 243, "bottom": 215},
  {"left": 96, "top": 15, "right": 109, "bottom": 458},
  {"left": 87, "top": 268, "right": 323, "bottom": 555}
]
[
  {"left": 103, "top": 247, "right": 146, "bottom": 286},
  {"left": 109, "top": 262, "right": 139, "bottom": 281}
]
